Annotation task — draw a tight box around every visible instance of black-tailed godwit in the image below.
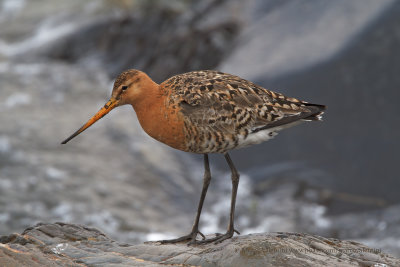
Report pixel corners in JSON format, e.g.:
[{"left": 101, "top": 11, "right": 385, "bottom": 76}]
[{"left": 62, "top": 69, "right": 325, "bottom": 244}]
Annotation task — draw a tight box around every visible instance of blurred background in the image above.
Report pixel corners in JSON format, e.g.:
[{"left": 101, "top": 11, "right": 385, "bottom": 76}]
[{"left": 1, "top": 0, "right": 399, "bottom": 256}]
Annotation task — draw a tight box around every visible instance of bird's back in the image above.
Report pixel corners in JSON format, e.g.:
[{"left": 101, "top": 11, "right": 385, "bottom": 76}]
[{"left": 160, "top": 70, "right": 325, "bottom": 154}]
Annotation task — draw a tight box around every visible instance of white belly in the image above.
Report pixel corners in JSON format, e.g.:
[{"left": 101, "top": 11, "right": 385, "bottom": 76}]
[{"left": 236, "top": 121, "right": 303, "bottom": 149}]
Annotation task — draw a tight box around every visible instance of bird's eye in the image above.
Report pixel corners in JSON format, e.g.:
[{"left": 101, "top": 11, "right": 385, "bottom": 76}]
[{"left": 121, "top": 85, "right": 128, "bottom": 91}]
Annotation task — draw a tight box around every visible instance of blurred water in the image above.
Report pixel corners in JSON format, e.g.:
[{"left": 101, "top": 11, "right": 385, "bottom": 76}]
[
  {"left": 0, "top": 19, "right": 76, "bottom": 56},
  {"left": 220, "top": 0, "right": 395, "bottom": 80},
  {"left": 0, "top": 0, "right": 25, "bottom": 20}
]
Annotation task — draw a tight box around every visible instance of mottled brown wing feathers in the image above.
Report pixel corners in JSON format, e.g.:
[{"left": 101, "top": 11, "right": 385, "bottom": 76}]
[{"left": 162, "top": 70, "right": 325, "bottom": 134}]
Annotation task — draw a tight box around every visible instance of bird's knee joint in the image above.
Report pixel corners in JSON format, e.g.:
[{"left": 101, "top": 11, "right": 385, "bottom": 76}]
[{"left": 231, "top": 172, "right": 240, "bottom": 182}]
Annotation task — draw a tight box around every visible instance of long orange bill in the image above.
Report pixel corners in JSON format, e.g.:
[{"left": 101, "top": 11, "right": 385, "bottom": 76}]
[{"left": 61, "top": 98, "right": 119, "bottom": 144}]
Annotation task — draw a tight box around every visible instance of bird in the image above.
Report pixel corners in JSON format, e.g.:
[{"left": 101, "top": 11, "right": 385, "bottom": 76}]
[{"left": 61, "top": 69, "right": 325, "bottom": 244}]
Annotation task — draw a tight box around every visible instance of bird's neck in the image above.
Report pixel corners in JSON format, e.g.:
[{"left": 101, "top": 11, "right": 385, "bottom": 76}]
[
  {"left": 131, "top": 79, "right": 163, "bottom": 126},
  {"left": 132, "top": 83, "right": 186, "bottom": 151},
  {"left": 131, "top": 78, "right": 160, "bottom": 106}
]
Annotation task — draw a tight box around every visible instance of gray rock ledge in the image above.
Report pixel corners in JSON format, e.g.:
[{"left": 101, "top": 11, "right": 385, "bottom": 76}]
[{"left": 0, "top": 222, "right": 398, "bottom": 267}]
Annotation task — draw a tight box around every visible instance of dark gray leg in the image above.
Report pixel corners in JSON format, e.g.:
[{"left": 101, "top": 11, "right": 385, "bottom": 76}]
[
  {"left": 197, "top": 152, "right": 240, "bottom": 244},
  {"left": 224, "top": 152, "right": 240, "bottom": 237},
  {"left": 190, "top": 154, "right": 211, "bottom": 236},
  {"left": 160, "top": 154, "right": 211, "bottom": 244}
]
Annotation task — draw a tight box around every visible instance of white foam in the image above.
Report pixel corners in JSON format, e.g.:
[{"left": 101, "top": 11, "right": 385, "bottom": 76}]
[
  {"left": 45, "top": 167, "right": 67, "bottom": 180},
  {"left": 84, "top": 210, "right": 120, "bottom": 234},
  {"left": 146, "top": 232, "right": 175, "bottom": 241},
  {"left": 301, "top": 204, "right": 331, "bottom": 229},
  {"left": 0, "top": 17, "right": 77, "bottom": 57},
  {"left": 0, "top": 136, "right": 10, "bottom": 153},
  {"left": 5, "top": 92, "right": 31, "bottom": 108},
  {"left": 0, "top": 0, "right": 25, "bottom": 20}
]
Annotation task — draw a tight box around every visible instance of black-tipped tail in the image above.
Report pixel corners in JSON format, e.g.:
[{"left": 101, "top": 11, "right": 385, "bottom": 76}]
[{"left": 302, "top": 103, "right": 326, "bottom": 121}]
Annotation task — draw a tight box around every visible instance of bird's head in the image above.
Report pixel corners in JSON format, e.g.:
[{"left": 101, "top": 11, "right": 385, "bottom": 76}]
[
  {"left": 61, "top": 69, "right": 155, "bottom": 144},
  {"left": 110, "top": 69, "right": 152, "bottom": 106}
]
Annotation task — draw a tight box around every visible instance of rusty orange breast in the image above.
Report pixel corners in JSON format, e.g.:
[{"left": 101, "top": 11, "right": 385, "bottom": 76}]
[{"left": 133, "top": 93, "right": 188, "bottom": 151}]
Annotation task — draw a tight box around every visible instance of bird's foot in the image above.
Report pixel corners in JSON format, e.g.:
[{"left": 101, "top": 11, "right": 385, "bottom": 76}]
[
  {"left": 195, "top": 229, "right": 240, "bottom": 244},
  {"left": 159, "top": 229, "right": 205, "bottom": 244}
]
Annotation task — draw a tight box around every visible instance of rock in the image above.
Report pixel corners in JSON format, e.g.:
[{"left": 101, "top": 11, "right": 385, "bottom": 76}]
[
  {"left": 1, "top": 223, "right": 398, "bottom": 267},
  {"left": 327, "top": 204, "right": 400, "bottom": 258},
  {"left": 40, "top": 0, "right": 240, "bottom": 81},
  {"left": 220, "top": 0, "right": 395, "bottom": 80}
]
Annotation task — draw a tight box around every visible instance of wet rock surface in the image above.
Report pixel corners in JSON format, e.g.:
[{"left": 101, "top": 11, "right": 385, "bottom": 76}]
[
  {"left": 1, "top": 222, "right": 399, "bottom": 267},
  {"left": 33, "top": 0, "right": 240, "bottom": 81}
]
